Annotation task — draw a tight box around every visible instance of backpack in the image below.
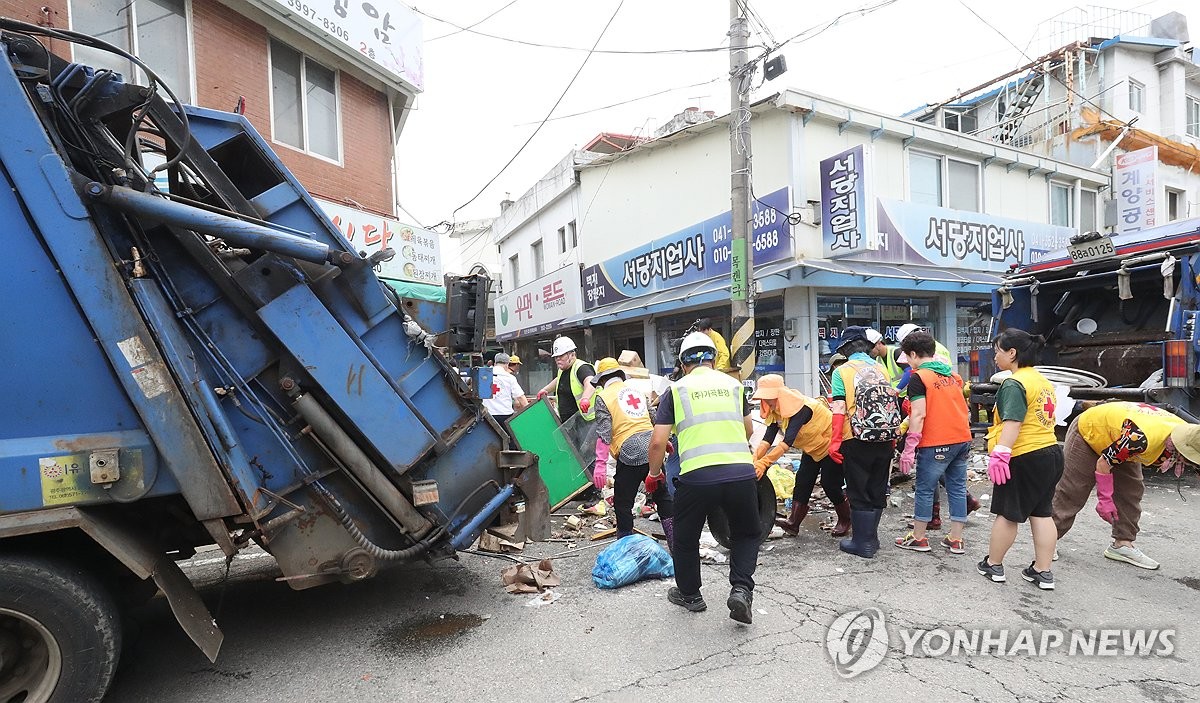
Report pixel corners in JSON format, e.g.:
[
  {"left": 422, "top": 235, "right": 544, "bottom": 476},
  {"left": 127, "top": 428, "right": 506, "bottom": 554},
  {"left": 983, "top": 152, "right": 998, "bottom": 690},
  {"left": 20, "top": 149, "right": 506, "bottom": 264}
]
[{"left": 846, "top": 361, "right": 903, "bottom": 442}]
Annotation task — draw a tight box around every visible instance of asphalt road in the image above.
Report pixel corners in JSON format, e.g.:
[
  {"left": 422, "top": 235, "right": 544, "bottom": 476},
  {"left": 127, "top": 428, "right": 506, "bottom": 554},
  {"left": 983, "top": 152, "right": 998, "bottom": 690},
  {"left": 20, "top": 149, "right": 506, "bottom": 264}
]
[{"left": 105, "top": 471, "right": 1200, "bottom": 702}]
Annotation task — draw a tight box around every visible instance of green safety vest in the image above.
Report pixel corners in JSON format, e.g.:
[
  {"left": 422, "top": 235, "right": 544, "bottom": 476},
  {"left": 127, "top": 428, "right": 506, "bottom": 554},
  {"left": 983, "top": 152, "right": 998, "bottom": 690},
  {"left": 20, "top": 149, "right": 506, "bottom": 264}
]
[
  {"left": 670, "top": 366, "right": 752, "bottom": 474},
  {"left": 555, "top": 357, "right": 596, "bottom": 421},
  {"left": 883, "top": 346, "right": 906, "bottom": 389}
]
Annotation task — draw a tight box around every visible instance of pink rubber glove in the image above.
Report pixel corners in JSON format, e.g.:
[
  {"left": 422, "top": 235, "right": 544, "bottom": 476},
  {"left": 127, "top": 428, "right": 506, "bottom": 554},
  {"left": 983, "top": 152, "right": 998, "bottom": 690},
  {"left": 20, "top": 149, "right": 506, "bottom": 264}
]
[
  {"left": 645, "top": 472, "right": 664, "bottom": 495},
  {"left": 593, "top": 438, "right": 610, "bottom": 489},
  {"left": 1094, "top": 471, "right": 1119, "bottom": 524},
  {"left": 829, "top": 414, "right": 845, "bottom": 464},
  {"left": 987, "top": 447, "right": 1012, "bottom": 485},
  {"left": 579, "top": 398, "right": 591, "bottom": 414},
  {"left": 898, "top": 432, "right": 922, "bottom": 475}
]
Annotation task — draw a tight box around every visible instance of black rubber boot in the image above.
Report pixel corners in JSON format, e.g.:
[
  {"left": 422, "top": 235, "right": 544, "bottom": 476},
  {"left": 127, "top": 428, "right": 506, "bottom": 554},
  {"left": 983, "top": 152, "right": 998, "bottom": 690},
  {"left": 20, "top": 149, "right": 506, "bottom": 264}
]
[{"left": 839, "top": 509, "right": 882, "bottom": 559}]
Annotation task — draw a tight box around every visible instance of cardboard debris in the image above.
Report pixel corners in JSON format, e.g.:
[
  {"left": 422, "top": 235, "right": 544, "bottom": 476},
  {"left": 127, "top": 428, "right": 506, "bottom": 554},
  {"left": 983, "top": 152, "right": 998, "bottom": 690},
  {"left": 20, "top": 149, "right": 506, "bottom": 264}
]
[
  {"left": 501, "top": 559, "right": 560, "bottom": 594},
  {"left": 479, "top": 523, "right": 525, "bottom": 553},
  {"left": 526, "top": 590, "right": 562, "bottom": 608}
]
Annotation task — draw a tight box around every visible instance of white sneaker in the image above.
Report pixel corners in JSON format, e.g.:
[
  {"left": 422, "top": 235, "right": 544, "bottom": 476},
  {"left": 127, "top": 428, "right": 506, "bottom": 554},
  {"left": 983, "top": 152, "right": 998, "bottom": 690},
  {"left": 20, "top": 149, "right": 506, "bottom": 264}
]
[{"left": 1104, "top": 544, "right": 1160, "bottom": 570}]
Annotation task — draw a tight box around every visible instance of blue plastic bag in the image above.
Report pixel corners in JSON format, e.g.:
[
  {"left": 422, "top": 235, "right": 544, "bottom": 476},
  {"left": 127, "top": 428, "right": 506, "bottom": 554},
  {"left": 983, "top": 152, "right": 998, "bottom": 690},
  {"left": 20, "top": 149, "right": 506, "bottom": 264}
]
[{"left": 592, "top": 534, "right": 674, "bottom": 589}]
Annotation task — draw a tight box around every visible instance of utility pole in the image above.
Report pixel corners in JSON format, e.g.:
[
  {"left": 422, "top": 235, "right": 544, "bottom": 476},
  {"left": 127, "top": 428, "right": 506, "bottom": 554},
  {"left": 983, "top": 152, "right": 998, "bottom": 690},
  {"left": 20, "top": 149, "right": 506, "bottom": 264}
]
[{"left": 728, "top": 0, "right": 755, "bottom": 383}]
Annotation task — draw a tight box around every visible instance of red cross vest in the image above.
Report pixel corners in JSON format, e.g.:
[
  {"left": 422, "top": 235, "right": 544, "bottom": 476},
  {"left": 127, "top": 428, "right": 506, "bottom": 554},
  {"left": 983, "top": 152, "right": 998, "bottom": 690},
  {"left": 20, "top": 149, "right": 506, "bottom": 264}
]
[
  {"left": 986, "top": 366, "right": 1058, "bottom": 457},
  {"left": 597, "top": 380, "right": 652, "bottom": 455}
]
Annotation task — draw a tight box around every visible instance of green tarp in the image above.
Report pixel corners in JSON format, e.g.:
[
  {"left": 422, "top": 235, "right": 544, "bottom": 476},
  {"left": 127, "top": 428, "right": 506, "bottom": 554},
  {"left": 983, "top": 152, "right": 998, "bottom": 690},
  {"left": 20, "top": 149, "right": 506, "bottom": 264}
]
[{"left": 381, "top": 278, "right": 445, "bottom": 303}]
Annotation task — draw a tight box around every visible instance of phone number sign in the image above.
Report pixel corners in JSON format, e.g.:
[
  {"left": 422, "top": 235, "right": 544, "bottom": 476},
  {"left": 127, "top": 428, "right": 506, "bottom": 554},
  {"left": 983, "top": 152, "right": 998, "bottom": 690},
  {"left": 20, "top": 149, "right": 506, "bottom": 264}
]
[{"left": 266, "top": 0, "right": 424, "bottom": 91}]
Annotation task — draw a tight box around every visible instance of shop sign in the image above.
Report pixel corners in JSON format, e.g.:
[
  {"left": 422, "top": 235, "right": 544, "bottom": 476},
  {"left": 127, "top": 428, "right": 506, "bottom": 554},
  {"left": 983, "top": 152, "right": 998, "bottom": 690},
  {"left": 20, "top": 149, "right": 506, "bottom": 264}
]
[
  {"left": 1114, "top": 146, "right": 1157, "bottom": 235},
  {"left": 262, "top": 0, "right": 424, "bottom": 91},
  {"left": 820, "top": 145, "right": 875, "bottom": 258},
  {"left": 581, "top": 187, "right": 792, "bottom": 311},
  {"left": 318, "top": 198, "right": 442, "bottom": 284},
  {"left": 494, "top": 265, "right": 583, "bottom": 342},
  {"left": 754, "top": 325, "right": 784, "bottom": 373},
  {"left": 853, "top": 199, "right": 1077, "bottom": 271}
]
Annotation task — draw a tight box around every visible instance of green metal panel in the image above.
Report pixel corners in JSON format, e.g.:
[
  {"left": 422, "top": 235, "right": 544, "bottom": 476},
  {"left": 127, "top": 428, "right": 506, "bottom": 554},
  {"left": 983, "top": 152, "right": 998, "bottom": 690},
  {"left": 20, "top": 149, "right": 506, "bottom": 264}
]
[{"left": 507, "top": 399, "right": 589, "bottom": 509}]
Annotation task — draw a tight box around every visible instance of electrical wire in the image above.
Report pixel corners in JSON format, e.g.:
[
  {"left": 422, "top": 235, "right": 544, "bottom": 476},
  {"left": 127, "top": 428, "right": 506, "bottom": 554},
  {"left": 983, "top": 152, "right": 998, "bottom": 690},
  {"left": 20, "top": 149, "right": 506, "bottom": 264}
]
[
  {"left": 448, "top": 0, "right": 625, "bottom": 225},
  {"left": 956, "top": 1, "right": 1129, "bottom": 128},
  {"left": 426, "top": 0, "right": 521, "bottom": 42},
  {"left": 515, "top": 77, "right": 724, "bottom": 125},
  {"left": 407, "top": 3, "right": 755, "bottom": 55}
]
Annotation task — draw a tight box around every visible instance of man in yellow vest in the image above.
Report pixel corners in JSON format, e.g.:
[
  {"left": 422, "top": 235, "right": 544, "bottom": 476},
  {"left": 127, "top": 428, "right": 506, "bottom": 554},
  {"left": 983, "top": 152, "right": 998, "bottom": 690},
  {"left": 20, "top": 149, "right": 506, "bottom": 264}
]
[
  {"left": 696, "top": 318, "right": 731, "bottom": 373},
  {"left": 593, "top": 358, "right": 673, "bottom": 546},
  {"left": 649, "top": 332, "right": 758, "bottom": 624},
  {"left": 1053, "top": 401, "right": 1200, "bottom": 570},
  {"left": 536, "top": 336, "right": 597, "bottom": 457}
]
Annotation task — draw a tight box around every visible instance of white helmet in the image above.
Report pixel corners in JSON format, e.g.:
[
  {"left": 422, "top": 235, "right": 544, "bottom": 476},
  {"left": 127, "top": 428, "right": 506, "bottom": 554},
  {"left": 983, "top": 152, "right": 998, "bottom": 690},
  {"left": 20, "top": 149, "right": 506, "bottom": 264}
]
[
  {"left": 551, "top": 337, "right": 577, "bottom": 357},
  {"left": 678, "top": 331, "right": 717, "bottom": 363},
  {"left": 896, "top": 323, "right": 922, "bottom": 343}
]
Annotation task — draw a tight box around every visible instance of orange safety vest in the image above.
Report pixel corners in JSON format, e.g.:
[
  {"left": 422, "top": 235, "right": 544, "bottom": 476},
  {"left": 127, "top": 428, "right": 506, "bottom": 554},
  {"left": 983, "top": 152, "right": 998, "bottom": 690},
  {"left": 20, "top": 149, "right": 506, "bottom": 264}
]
[{"left": 912, "top": 367, "right": 972, "bottom": 448}]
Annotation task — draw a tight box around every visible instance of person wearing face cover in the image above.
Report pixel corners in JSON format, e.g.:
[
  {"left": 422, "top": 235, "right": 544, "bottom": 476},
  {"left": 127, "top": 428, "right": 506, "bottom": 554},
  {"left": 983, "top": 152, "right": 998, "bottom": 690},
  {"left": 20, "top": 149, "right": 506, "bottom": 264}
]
[{"left": 1052, "top": 401, "right": 1200, "bottom": 571}]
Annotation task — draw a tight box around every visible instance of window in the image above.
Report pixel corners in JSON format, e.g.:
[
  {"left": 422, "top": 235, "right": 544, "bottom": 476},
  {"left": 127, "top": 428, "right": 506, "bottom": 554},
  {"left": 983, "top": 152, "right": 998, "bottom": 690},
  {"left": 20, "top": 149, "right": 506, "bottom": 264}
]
[
  {"left": 1167, "top": 189, "right": 1185, "bottom": 222},
  {"left": 909, "top": 152, "right": 942, "bottom": 206},
  {"left": 1050, "top": 182, "right": 1073, "bottom": 227},
  {"left": 1080, "top": 189, "right": 1098, "bottom": 233},
  {"left": 1128, "top": 79, "right": 1144, "bottom": 113},
  {"left": 557, "top": 227, "right": 567, "bottom": 254},
  {"left": 947, "top": 160, "right": 980, "bottom": 212},
  {"left": 943, "top": 109, "right": 977, "bottom": 134},
  {"left": 531, "top": 239, "right": 544, "bottom": 278},
  {"left": 1187, "top": 96, "right": 1200, "bottom": 138},
  {"left": 568, "top": 220, "right": 578, "bottom": 249},
  {"left": 71, "top": 0, "right": 193, "bottom": 103},
  {"left": 270, "top": 40, "right": 340, "bottom": 161},
  {"left": 508, "top": 254, "right": 520, "bottom": 289}
]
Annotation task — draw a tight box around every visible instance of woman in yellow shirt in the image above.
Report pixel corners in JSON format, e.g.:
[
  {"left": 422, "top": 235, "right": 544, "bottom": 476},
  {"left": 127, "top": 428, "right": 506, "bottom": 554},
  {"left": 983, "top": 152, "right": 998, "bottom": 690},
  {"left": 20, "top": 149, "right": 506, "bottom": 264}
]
[
  {"left": 978, "top": 329, "right": 1063, "bottom": 591},
  {"left": 1052, "top": 401, "right": 1200, "bottom": 570}
]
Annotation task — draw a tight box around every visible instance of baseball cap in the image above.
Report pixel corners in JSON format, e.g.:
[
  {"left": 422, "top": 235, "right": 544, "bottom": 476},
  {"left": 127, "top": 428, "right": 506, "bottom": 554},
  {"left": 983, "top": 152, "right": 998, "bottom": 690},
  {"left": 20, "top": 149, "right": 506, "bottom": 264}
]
[
  {"left": 508, "top": 355, "right": 522, "bottom": 365},
  {"left": 494, "top": 352, "right": 511, "bottom": 364}
]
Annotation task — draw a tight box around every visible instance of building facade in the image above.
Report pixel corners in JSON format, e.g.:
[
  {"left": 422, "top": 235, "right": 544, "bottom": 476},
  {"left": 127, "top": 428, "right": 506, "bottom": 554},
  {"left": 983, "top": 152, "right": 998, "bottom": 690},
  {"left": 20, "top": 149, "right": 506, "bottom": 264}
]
[
  {"left": 2, "top": 0, "right": 421, "bottom": 217},
  {"left": 908, "top": 8, "right": 1199, "bottom": 230},
  {"left": 494, "top": 90, "right": 1108, "bottom": 398}
]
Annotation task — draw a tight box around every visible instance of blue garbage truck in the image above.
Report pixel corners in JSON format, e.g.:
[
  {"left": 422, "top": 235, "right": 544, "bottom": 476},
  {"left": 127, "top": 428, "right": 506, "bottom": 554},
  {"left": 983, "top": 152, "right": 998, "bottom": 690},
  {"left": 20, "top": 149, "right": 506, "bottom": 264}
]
[
  {"left": 0, "top": 25, "right": 547, "bottom": 702},
  {"left": 969, "top": 217, "right": 1200, "bottom": 423}
]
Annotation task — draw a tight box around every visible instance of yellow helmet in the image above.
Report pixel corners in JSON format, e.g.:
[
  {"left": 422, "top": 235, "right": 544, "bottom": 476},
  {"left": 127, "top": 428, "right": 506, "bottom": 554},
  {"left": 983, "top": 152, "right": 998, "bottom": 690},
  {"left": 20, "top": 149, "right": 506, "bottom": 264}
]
[{"left": 594, "top": 357, "right": 624, "bottom": 384}]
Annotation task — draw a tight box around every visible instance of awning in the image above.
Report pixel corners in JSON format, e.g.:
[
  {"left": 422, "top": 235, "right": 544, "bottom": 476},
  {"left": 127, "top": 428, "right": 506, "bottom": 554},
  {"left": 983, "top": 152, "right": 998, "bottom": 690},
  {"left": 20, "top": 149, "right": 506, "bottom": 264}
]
[
  {"left": 381, "top": 278, "right": 446, "bottom": 303},
  {"left": 791, "top": 259, "right": 1005, "bottom": 286},
  {"left": 562, "top": 258, "right": 1000, "bottom": 327}
]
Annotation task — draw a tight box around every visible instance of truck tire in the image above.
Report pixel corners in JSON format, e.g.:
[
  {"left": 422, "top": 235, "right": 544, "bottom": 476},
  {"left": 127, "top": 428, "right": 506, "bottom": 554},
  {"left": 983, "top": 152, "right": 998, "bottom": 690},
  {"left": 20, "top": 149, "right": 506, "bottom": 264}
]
[
  {"left": 707, "top": 478, "right": 777, "bottom": 549},
  {"left": 0, "top": 554, "right": 121, "bottom": 703}
]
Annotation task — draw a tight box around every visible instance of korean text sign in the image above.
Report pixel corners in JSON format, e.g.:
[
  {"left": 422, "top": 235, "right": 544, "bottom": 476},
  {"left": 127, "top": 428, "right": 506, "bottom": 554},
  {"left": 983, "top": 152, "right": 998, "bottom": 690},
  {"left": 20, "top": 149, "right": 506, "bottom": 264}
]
[
  {"left": 821, "top": 145, "right": 870, "bottom": 259},
  {"left": 494, "top": 265, "right": 584, "bottom": 341},
  {"left": 318, "top": 198, "right": 441, "bottom": 284},
  {"left": 581, "top": 187, "right": 792, "bottom": 311},
  {"left": 264, "top": 0, "right": 423, "bottom": 91},
  {"left": 1115, "top": 146, "right": 1157, "bottom": 235}
]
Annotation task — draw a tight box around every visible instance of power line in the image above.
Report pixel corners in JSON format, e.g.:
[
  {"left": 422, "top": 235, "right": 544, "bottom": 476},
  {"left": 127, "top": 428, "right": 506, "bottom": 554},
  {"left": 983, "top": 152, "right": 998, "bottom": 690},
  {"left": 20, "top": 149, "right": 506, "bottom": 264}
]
[
  {"left": 769, "top": 0, "right": 900, "bottom": 54},
  {"left": 407, "top": 3, "right": 752, "bottom": 55},
  {"left": 449, "top": 0, "right": 626, "bottom": 227},
  {"left": 426, "top": 0, "right": 520, "bottom": 42},
  {"left": 514, "top": 77, "right": 724, "bottom": 126},
  {"left": 957, "top": 0, "right": 1129, "bottom": 126}
]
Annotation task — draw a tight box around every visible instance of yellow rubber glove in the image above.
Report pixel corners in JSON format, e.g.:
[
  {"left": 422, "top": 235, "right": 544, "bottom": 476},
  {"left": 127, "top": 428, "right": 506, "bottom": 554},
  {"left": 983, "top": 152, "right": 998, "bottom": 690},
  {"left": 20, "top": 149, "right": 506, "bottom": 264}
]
[{"left": 754, "top": 442, "right": 790, "bottom": 479}]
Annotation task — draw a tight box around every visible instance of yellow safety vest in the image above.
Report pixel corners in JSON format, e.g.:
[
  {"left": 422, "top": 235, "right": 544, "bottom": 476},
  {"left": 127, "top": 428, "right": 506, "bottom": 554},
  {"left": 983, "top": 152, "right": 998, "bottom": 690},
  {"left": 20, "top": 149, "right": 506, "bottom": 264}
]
[
  {"left": 882, "top": 346, "right": 906, "bottom": 389},
  {"left": 555, "top": 358, "right": 596, "bottom": 421},
  {"left": 671, "top": 367, "right": 752, "bottom": 474},
  {"left": 784, "top": 397, "right": 832, "bottom": 461},
  {"left": 1077, "top": 401, "right": 1185, "bottom": 465},
  {"left": 597, "top": 380, "right": 653, "bottom": 456},
  {"left": 987, "top": 366, "right": 1058, "bottom": 457}
]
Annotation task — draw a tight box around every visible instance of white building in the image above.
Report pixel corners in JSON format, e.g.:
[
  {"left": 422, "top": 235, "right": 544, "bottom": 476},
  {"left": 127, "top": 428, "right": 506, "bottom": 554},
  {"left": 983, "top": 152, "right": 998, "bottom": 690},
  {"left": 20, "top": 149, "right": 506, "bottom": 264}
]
[
  {"left": 557, "top": 90, "right": 1108, "bottom": 397},
  {"left": 907, "top": 8, "right": 1199, "bottom": 228}
]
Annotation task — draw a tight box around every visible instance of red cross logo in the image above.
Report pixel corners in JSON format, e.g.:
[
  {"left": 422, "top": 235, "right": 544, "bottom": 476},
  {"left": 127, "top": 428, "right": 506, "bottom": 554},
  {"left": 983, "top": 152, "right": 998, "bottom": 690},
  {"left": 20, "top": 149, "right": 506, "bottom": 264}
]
[
  {"left": 1043, "top": 397, "right": 1056, "bottom": 416},
  {"left": 624, "top": 394, "right": 642, "bottom": 410},
  {"left": 492, "top": 383, "right": 501, "bottom": 396}
]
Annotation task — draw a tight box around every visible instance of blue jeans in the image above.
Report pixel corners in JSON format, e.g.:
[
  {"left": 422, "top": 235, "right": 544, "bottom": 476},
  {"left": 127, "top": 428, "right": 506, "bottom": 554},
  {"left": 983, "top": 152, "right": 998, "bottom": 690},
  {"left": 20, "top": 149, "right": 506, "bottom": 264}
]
[{"left": 914, "top": 442, "right": 970, "bottom": 523}]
